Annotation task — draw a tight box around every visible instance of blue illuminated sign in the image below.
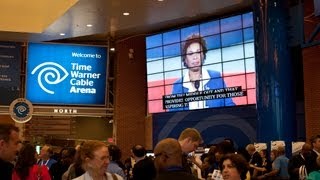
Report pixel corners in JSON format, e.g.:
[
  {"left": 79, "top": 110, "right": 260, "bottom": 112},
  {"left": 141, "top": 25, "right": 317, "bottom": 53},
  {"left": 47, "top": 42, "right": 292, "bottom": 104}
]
[{"left": 26, "top": 43, "right": 107, "bottom": 105}]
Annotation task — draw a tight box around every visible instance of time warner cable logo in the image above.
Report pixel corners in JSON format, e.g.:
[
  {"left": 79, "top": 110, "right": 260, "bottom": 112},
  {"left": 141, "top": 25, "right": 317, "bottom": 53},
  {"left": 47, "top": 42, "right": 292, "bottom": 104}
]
[{"left": 31, "top": 62, "right": 69, "bottom": 94}]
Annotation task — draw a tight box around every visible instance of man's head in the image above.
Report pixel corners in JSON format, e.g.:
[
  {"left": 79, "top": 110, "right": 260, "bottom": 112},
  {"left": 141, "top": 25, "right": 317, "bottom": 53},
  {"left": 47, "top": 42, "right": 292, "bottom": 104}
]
[
  {"left": 39, "top": 144, "right": 54, "bottom": 160},
  {"left": 277, "top": 145, "right": 286, "bottom": 155},
  {"left": 80, "top": 140, "right": 109, "bottom": 176},
  {"left": 245, "top": 144, "right": 256, "bottom": 156},
  {"left": 131, "top": 145, "right": 146, "bottom": 159},
  {"left": 310, "top": 135, "right": 320, "bottom": 152},
  {"left": 178, "top": 128, "right": 202, "bottom": 153},
  {"left": 301, "top": 143, "right": 312, "bottom": 157},
  {"left": 0, "top": 124, "right": 20, "bottom": 162},
  {"left": 181, "top": 34, "right": 207, "bottom": 72},
  {"left": 154, "top": 138, "right": 182, "bottom": 172},
  {"left": 108, "top": 144, "right": 122, "bottom": 161}
]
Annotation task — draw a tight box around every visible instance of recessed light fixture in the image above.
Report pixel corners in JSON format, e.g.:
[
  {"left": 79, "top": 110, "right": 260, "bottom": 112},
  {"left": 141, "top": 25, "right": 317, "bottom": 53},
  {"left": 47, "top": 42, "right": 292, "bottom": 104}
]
[
  {"left": 158, "top": 0, "right": 164, "bottom": 1},
  {"left": 86, "top": 24, "right": 93, "bottom": 27},
  {"left": 59, "top": 33, "right": 65, "bottom": 36},
  {"left": 123, "top": 12, "right": 130, "bottom": 16},
  {"left": 110, "top": 47, "right": 115, "bottom": 51}
]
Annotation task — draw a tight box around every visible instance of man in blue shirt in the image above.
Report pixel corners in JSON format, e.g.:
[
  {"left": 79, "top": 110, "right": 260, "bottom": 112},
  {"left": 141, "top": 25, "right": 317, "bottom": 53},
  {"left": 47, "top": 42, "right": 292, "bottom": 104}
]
[{"left": 263, "top": 146, "right": 289, "bottom": 179}]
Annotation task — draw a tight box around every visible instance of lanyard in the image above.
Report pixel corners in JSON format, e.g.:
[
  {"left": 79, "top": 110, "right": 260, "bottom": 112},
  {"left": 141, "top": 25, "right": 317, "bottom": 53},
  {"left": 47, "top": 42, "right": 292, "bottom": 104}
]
[{"left": 40, "top": 159, "right": 49, "bottom": 166}]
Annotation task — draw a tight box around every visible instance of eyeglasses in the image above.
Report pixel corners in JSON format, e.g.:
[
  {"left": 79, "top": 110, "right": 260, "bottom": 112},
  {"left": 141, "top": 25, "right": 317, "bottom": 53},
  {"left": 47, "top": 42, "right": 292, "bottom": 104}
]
[{"left": 94, "top": 155, "right": 110, "bottom": 161}]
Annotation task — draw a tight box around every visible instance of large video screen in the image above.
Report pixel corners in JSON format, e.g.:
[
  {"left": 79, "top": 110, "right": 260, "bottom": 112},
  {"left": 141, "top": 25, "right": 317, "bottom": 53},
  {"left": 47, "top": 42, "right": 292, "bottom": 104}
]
[
  {"left": 25, "top": 43, "right": 107, "bottom": 106},
  {"left": 146, "top": 12, "right": 255, "bottom": 113}
]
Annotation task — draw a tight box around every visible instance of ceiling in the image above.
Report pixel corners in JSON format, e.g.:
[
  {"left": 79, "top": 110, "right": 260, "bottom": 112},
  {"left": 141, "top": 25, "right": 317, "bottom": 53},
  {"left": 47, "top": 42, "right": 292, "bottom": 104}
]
[{"left": 0, "top": 0, "right": 252, "bottom": 43}]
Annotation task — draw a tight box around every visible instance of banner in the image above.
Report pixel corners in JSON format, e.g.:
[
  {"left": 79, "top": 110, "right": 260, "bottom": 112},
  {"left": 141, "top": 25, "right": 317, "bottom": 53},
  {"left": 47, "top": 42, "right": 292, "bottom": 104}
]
[
  {"left": 26, "top": 43, "right": 107, "bottom": 105},
  {"left": 0, "top": 42, "right": 21, "bottom": 105}
]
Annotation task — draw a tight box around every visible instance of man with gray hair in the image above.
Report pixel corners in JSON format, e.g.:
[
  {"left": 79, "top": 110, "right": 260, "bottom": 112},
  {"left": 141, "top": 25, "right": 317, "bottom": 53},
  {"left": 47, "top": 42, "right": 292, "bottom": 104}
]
[
  {"left": 0, "top": 123, "right": 20, "bottom": 179},
  {"left": 263, "top": 146, "right": 289, "bottom": 179},
  {"left": 246, "top": 143, "right": 262, "bottom": 176}
]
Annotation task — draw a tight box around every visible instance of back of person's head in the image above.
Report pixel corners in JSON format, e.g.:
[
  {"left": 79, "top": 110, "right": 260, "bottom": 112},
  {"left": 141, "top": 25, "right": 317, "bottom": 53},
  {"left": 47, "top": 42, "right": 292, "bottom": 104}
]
[
  {"left": 270, "top": 149, "right": 279, "bottom": 161},
  {"left": 108, "top": 144, "right": 122, "bottom": 161},
  {"left": 61, "top": 147, "right": 76, "bottom": 165},
  {"left": 224, "top": 138, "right": 235, "bottom": 147},
  {"left": 178, "top": 128, "right": 202, "bottom": 142},
  {"left": 0, "top": 123, "right": 19, "bottom": 142},
  {"left": 208, "top": 144, "right": 217, "bottom": 156},
  {"left": 245, "top": 144, "right": 256, "bottom": 155},
  {"left": 132, "top": 145, "right": 146, "bottom": 158},
  {"left": 218, "top": 140, "right": 235, "bottom": 154},
  {"left": 182, "top": 34, "right": 208, "bottom": 66},
  {"left": 73, "top": 146, "right": 85, "bottom": 177},
  {"left": 154, "top": 138, "right": 182, "bottom": 171},
  {"left": 277, "top": 146, "right": 285, "bottom": 155},
  {"left": 15, "top": 143, "right": 37, "bottom": 179},
  {"left": 301, "top": 143, "right": 312, "bottom": 157},
  {"left": 220, "top": 153, "right": 249, "bottom": 180}
]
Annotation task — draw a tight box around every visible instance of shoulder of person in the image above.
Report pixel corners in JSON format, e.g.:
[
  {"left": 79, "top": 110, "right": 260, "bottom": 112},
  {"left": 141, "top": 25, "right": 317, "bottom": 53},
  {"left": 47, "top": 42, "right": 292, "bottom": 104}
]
[
  {"left": 173, "top": 77, "right": 183, "bottom": 84},
  {"left": 207, "top": 70, "right": 221, "bottom": 77},
  {"left": 106, "top": 172, "right": 124, "bottom": 180}
]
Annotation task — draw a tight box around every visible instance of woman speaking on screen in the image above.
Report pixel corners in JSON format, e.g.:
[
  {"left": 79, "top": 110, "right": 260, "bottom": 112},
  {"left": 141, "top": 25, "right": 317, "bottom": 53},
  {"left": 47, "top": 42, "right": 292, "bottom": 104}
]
[{"left": 171, "top": 34, "right": 235, "bottom": 111}]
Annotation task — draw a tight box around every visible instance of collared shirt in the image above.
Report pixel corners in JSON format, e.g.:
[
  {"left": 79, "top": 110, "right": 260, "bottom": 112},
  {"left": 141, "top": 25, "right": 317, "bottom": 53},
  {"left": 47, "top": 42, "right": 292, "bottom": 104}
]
[
  {"left": 107, "top": 161, "right": 126, "bottom": 179},
  {"left": 0, "top": 158, "right": 14, "bottom": 180},
  {"left": 274, "top": 155, "right": 290, "bottom": 178},
  {"left": 38, "top": 158, "right": 57, "bottom": 169},
  {"left": 313, "top": 149, "right": 320, "bottom": 156},
  {"left": 182, "top": 68, "right": 210, "bottom": 109}
]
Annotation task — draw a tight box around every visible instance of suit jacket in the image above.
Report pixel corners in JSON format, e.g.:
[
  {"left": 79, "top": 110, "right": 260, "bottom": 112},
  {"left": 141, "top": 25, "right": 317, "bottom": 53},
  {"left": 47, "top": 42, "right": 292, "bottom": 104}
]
[
  {"left": 171, "top": 70, "right": 235, "bottom": 111},
  {"left": 288, "top": 154, "right": 305, "bottom": 180},
  {"left": 249, "top": 151, "right": 263, "bottom": 175},
  {"left": 305, "top": 150, "right": 319, "bottom": 174},
  {"left": 133, "top": 157, "right": 156, "bottom": 180},
  {"left": 0, "top": 158, "right": 14, "bottom": 180}
]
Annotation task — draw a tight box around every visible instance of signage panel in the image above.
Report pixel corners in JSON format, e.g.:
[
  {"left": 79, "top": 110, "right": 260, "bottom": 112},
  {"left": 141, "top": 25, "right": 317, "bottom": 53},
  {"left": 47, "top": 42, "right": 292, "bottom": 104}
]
[
  {"left": 26, "top": 43, "right": 107, "bottom": 105},
  {"left": 0, "top": 42, "right": 21, "bottom": 105}
]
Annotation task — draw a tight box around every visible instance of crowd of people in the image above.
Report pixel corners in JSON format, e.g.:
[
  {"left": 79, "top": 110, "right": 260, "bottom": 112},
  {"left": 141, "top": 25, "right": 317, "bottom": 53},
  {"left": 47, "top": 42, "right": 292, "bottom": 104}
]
[{"left": 1, "top": 123, "right": 320, "bottom": 180}]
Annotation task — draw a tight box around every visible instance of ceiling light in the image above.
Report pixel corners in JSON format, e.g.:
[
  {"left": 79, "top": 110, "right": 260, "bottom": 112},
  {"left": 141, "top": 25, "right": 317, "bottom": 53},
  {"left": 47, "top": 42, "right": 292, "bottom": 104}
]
[
  {"left": 123, "top": 12, "right": 130, "bottom": 16},
  {"left": 59, "top": 33, "right": 65, "bottom": 36},
  {"left": 86, "top": 24, "right": 93, "bottom": 27},
  {"left": 158, "top": 0, "right": 164, "bottom": 1},
  {"left": 110, "top": 47, "right": 115, "bottom": 51}
]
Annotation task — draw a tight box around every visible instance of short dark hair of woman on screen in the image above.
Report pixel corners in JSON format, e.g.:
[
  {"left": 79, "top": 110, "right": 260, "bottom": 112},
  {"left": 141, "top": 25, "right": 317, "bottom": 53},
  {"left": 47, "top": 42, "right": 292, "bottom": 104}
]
[
  {"left": 181, "top": 33, "right": 208, "bottom": 67},
  {"left": 219, "top": 153, "right": 249, "bottom": 180}
]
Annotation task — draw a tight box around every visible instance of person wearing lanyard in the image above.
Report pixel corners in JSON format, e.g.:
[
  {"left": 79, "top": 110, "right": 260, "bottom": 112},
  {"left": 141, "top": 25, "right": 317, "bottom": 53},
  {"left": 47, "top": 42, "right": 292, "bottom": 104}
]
[
  {"left": 38, "top": 144, "right": 57, "bottom": 170},
  {"left": 153, "top": 138, "right": 198, "bottom": 180}
]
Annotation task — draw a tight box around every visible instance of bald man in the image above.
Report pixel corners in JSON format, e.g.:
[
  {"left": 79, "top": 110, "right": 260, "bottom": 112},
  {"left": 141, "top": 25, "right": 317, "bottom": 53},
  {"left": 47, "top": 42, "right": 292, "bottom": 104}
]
[
  {"left": 288, "top": 143, "right": 312, "bottom": 180},
  {"left": 153, "top": 138, "right": 198, "bottom": 180}
]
